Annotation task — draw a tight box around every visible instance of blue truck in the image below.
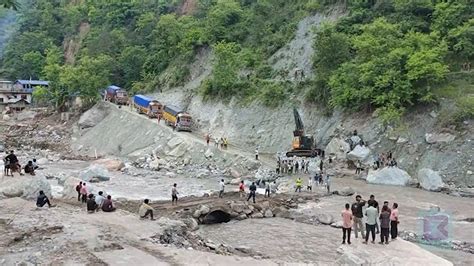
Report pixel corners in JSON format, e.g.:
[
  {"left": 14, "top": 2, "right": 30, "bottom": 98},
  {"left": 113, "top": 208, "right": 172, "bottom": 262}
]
[
  {"left": 133, "top": 95, "right": 163, "bottom": 118},
  {"left": 105, "top": 85, "right": 129, "bottom": 105}
]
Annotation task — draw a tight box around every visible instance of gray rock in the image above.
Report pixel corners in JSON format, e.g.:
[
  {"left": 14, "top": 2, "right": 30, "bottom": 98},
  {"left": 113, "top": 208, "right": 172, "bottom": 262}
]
[
  {"left": 204, "top": 149, "right": 214, "bottom": 158},
  {"left": 199, "top": 205, "right": 210, "bottom": 215},
  {"left": 236, "top": 214, "right": 248, "bottom": 220},
  {"left": 230, "top": 202, "right": 246, "bottom": 213},
  {"left": 338, "top": 187, "right": 355, "bottom": 196},
  {"left": 366, "top": 167, "right": 411, "bottom": 186},
  {"left": 317, "top": 213, "right": 334, "bottom": 225},
  {"left": 346, "top": 145, "right": 370, "bottom": 162},
  {"left": 251, "top": 212, "right": 264, "bottom": 219},
  {"left": 192, "top": 209, "right": 201, "bottom": 218},
  {"left": 325, "top": 137, "right": 350, "bottom": 159},
  {"left": 418, "top": 168, "right": 445, "bottom": 192},
  {"left": 0, "top": 173, "right": 51, "bottom": 200},
  {"left": 183, "top": 218, "right": 199, "bottom": 231},
  {"left": 264, "top": 209, "right": 273, "bottom": 218},
  {"left": 425, "top": 133, "right": 455, "bottom": 144},
  {"left": 79, "top": 164, "right": 111, "bottom": 182}
]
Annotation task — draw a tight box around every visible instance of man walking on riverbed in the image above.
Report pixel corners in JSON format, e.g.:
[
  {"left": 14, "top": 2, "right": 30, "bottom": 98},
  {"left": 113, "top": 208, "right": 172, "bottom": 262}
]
[
  {"left": 172, "top": 183, "right": 179, "bottom": 205},
  {"left": 219, "top": 179, "right": 225, "bottom": 198}
]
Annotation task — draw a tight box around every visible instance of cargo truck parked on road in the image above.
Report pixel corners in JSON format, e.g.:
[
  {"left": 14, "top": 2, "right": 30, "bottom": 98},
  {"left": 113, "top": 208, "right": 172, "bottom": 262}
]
[
  {"left": 105, "top": 85, "right": 129, "bottom": 105},
  {"left": 162, "top": 105, "right": 192, "bottom": 132},
  {"left": 133, "top": 95, "right": 163, "bottom": 118}
]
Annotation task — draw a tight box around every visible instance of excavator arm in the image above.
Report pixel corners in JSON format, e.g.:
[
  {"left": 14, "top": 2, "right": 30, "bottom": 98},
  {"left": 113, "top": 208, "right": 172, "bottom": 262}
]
[{"left": 293, "top": 107, "right": 304, "bottom": 137}]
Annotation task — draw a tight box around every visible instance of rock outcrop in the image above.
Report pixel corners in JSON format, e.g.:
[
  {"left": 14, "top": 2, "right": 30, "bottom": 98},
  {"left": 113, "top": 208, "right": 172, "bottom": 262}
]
[
  {"left": 418, "top": 168, "right": 445, "bottom": 191},
  {"left": 346, "top": 145, "right": 370, "bottom": 162},
  {"left": 366, "top": 167, "right": 411, "bottom": 186},
  {"left": 0, "top": 173, "right": 51, "bottom": 200},
  {"left": 425, "top": 133, "right": 456, "bottom": 144},
  {"left": 325, "top": 137, "right": 350, "bottom": 159},
  {"left": 79, "top": 164, "right": 111, "bottom": 182}
]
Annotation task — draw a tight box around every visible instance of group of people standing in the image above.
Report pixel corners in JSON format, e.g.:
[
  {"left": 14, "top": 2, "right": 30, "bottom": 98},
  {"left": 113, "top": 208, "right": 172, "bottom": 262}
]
[
  {"left": 205, "top": 133, "right": 229, "bottom": 150},
  {"left": 276, "top": 158, "right": 312, "bottom": 175},
  {"left": 3, "top": 150, "right": 39, "bottom": 176},
  {"left": 373, "top": 151, "right": 398, "bottom": 170},
  {"left": 341, "top": 194, "right": 399, "bottom": 245}
]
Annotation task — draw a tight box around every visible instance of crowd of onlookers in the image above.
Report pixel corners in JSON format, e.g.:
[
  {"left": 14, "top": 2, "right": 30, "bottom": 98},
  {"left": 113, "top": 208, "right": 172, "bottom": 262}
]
[{"left": 341, "top": 194, "right": 399, "bottom": 245}]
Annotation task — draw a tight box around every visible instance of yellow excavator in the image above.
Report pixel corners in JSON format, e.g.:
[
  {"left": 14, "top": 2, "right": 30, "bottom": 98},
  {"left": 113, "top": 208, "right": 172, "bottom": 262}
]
[{"left": 286, "top": 108, "right": 321, "bottom": 158}]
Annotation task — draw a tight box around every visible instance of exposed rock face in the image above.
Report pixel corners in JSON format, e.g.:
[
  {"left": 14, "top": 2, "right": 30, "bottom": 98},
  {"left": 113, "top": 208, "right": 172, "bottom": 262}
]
[
  {"left": 78, "top": 102, "right": 109, "bottom": 129},
  {"left": 0, "top": 173, "right": 51, "bottom": 200},
  {"left": 325, "top": 137, "right": 350, "bottom": 159},
  {"left": 366, "top": 167, "right": 411, "bottom": 186},
  {"left": 79, "top": 164, "right": 111, "bottom": 182},
  {"left": 425, "top": 133, "right": 456, "bottom": 144},
  {"left": 346, "top": 145, "right": 370, "bottom": 162},
  {"left": 418, "top": 168, "right": 445, "bottom": 191}
]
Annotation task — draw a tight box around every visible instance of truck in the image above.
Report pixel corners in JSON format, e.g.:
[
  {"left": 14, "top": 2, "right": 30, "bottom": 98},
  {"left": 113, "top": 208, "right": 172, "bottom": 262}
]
[
  {"left": 133, "top": 95, "right": 163, "bottom": 118},
  {"left": 286, "top": 108, "right": 322, "bottom": 158},
  {"left": 105, "top": 85, "right": 129, "bottom": 105},
  {"left": 162, "top": 105, "right": 192, "bottom": 132}
]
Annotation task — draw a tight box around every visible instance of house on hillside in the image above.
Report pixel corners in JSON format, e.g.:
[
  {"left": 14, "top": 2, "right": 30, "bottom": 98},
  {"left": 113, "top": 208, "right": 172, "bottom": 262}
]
[{"left": 0, "top": 79, "right": 49, "bottom": 112}]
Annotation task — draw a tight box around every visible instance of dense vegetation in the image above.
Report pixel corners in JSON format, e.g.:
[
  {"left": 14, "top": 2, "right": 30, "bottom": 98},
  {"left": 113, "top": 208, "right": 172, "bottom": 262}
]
[
  {"left": 0, "top": 0, "right": 472, "bottom": 123},
  {"left": 310, "top": 0, "right": 473, "bottom": 123}
]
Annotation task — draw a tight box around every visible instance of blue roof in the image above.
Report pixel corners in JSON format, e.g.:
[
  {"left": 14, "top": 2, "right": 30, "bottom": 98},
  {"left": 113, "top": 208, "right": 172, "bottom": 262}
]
[
  {"left": 15, "top": 80, "right": 49, "bottom": 86},
  {"left": 107, "top": 85, "right": 122, "bottom": 91}
]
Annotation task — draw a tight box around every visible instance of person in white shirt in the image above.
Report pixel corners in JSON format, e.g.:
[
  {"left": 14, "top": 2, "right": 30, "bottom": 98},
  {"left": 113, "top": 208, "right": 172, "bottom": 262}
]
[
  {"left": 307, "top": 176, "right": 312, "bottom": 191},
  {"left": 364, "top": 202, "right": 378, "bottom": 244},
  {"left": 219, "top": 179, "right": 225, "bottom": 198},
  {"left": 94, "top": 191, "right": 105, "bottom": 210}
]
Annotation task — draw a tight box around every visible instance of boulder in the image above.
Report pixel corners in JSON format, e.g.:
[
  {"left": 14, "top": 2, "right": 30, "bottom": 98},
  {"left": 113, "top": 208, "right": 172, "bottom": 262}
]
[
  {"left": 192, "top": 209, "right": 201, "bottom": 218},
  {"left": 366, "top": 167, "right": 411, "bottom": 186},
  {"left": 182, "top": 218, "right": 199, "bottom": 231},
  {"left": 79, "top": 164, "right": 111, "bottom": 182},
  {"left": 78, "top": 103, "right": 109, "bottom": 129},
  {"left": 230, "top": 202, "right": 246, "bottom": 213},
  {"left": 325, "top": 137, "right": 351, "bottom": 159},
  {"left": 37, "top": 158, "right": 49, "bottom": 165},
  {"left": 148, "top": 159, "right": 162, "bottom": 171},
  {"left": 418, "top": 168, "right": 445, "bottom": 192},
  {"left": 338, "top": 187, "right": 355, "bottom": 196},
  {"left": 425, "top": 133, "right": 455, "bottom": 144},
  {"left": 0, "top": 173, "right": 51, "bottom": 200},
  {"left": 273, "top": 207, "right": 290, "bottom": 218},
  {"left": 198, "top": 205, "right": 210, "bottom": 215},
  {"left": 317, "top": 213, "right": 334, "bottom": 225},
  {"left": 93, "top": 158, "right": 124, "bottom": 171},
  {"left": 264, "top": 209, "right": 273, "bottom": 218},
  {"left": 251, "top": 212, "right": 264, "bottom": 219},
  {"left": 346, "top": 145, "right": 370, "bottom": 162}
]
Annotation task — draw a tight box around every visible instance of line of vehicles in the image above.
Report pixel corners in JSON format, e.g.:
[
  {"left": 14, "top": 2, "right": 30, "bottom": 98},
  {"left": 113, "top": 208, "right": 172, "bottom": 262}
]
[
  {"left": 104, "top": 86, "right": 323, "bottom": 157},
  {"left": 104, "top": 85, "right": 193, "bottom": 132}
]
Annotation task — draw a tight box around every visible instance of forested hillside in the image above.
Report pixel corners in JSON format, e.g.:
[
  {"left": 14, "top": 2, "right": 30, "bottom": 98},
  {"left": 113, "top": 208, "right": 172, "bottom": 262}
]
[{"left": 0, "top": 0, "right": 472, "bottom": 123}]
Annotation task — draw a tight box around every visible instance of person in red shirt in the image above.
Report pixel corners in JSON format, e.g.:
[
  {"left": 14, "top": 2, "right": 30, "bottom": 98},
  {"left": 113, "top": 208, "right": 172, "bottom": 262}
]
[
  {"left": 239, "top": 181, "right": 245, "bottom": 198},
  {"left": 341, "top": 203, "right": 353, "bottom": 244}
]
